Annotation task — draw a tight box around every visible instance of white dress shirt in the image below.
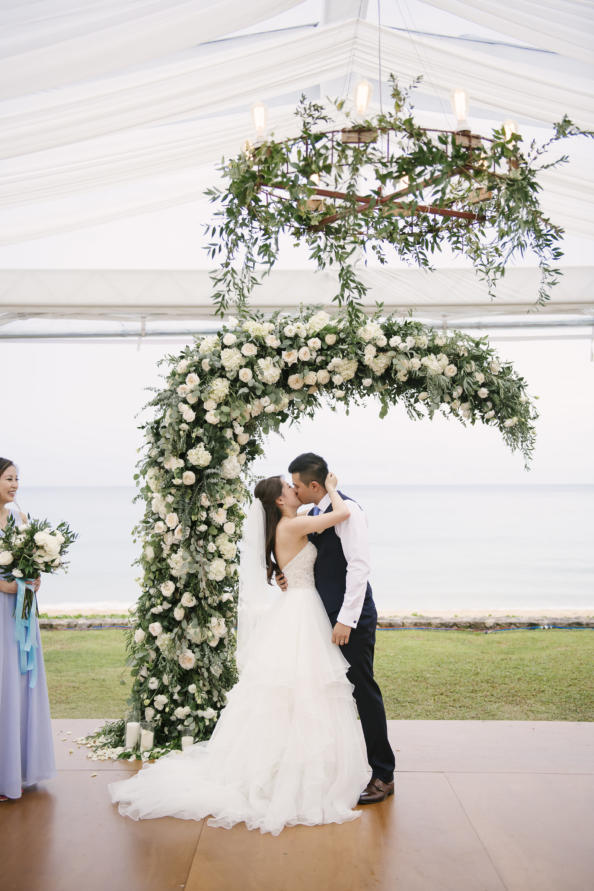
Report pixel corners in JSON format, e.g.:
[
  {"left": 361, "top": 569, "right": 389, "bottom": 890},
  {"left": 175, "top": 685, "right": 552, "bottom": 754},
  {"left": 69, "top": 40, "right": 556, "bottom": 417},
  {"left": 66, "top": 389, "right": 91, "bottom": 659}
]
[{"left": 315, "top": 492, "right": 371, "bottom": 629}]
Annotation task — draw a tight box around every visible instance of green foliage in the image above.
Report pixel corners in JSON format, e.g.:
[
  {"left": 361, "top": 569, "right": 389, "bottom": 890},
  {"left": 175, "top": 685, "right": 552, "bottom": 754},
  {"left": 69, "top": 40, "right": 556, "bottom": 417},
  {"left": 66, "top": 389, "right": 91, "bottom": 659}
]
[{"left": 206, "top": 76, "right": 592, "bottom": 316}]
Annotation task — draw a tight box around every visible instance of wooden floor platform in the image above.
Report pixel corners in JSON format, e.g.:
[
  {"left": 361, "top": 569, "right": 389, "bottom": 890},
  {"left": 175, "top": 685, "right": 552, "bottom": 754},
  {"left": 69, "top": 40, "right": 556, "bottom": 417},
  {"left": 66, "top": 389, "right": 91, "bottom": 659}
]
[{"left": 2, "top": 720, "right": 593, "bottom": 891}]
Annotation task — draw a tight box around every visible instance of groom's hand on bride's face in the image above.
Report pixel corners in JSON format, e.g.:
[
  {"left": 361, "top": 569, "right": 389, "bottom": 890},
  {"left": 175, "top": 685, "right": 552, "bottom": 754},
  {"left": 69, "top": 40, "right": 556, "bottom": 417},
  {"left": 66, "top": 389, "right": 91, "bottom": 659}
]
[
  {"left": 275, "top": 570, "right": 288, "bottom": 591},
  {"left": 332, "top": 622, "right": 351, "bottom": 647}
]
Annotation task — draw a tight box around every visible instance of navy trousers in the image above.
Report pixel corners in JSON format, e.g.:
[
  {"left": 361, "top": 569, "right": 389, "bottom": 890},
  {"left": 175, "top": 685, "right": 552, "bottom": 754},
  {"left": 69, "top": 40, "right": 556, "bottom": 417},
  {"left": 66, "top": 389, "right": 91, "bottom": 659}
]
[{"left": 333, "top": 614, "right": 395, "bottom": 784}]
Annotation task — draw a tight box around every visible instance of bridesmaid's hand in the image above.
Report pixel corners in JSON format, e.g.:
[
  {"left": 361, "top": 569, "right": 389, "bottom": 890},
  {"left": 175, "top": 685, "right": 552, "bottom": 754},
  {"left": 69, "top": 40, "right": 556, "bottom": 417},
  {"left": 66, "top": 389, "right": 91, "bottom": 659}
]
[
  {"left": 0, "top": 580, "right": 18, "bottom": 595},
  {"left": 31, "top": 578, "right": 41, "bottom": 592}
]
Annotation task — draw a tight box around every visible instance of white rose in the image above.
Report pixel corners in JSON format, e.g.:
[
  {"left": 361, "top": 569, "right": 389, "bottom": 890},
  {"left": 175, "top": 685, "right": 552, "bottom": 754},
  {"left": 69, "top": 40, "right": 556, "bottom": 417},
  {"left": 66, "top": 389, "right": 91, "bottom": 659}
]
[
  {"left": 418, "top": 392, "right": 429, "bottom": 401},
  {"left": 148, "top": 677, "right": 159, "bottom": 690},
  {"left": 334, "top": 389, "right": 345, "bottom": 398},
  {"left": 389, "top": 335, "right": 402, "bottom": 348},
  {"left": 474, "top": 372, "right": 485, "bottom": 384},
  {"left": 485, "top": 410, "right": 495, "bottom": 419},
  {"left": 265, "top": 334, "right": 281, "bottom": 348},
  {"left": 201, "top": 358, "right": 211, "bottom": 372},
  {"left": 434, "top": 334, "right": 447, "bottom": 346},
  {"left": 490, "top": 360, "right": 501, "bottom": 374},
  {"left": 477, "top": 388, "right": 489, "bottom": 398},
  {"left": 504, "top": 417, "right": 518, "bottom": 428},
  {"left": 288, "top": 374, "right": 304, "bottom": 390},
  {"left": 182, "top": 470, "right": 196, "bottom": 486},
  {"left": 177, "top": 383, "right": 189, "bottom": 397},
  {"left": 179, "top": 404, "right": 195, "bottom": 423},
  {"left": 325, "top": 333, "right": 337, "bottom": 346},
  {"left": 223, "top": 522, "right": 236, "bottom": 535},
  {"left": 237, "top": 433, "right": 250, "bottom": 445},
  {"left": 409, "top": 357, "right": 421, "bottom": 371},
  {"left": 176, "top": 359, "right": 190, "bottom": 374},
  {"left": 282, "top": 349, "right": 299, "bottom": 366},
  {"left": 307, "top": 337, "right": 321, "bottom": 351},
  {"left": 148, "top": 622, "right": 163, "bottom": 637},
  {"left": 298, "top": 346, "right": 311, "bottom": 362},
  {"left": 144, "top": 545, "right": 155, "bottom": 561},
  {"left": 415, "top": 334, "right": 428, "bottom": 349},
  {"left": 332, "top": 374, "right": 343, "bottom": 385},
  {"left": 188, "top": 684, "right": 197, "bottom": 694},
  {"left": 185, "top": 372, "right": 199, "bottom": 388},
  {"left": 0, "top": 551, "right": 13, "bottom": 566},
  {"left": 222, "top": 333, "right": 236, "bottom": 346},
  {"left": 165, "top": 513, "right": 179, "bottom": 529},
  {"left": 241, "top": 342, "right": 257, "bottom": 357},
  {"left": 316, "top": 369, "right": 330, "bottom": 385},
  {"left": 134, "top": 628, "right": 146, "bottom": 644},
  {"left": 205, "top": 411, "right": 220, "bottom": 425},
  {"left": 238, "top": 367, "right": 253, "bottom": 383},
  {"left": 154, "top": 694, "right": 168, "bottom": 711},
  {"left": 452, "top": 386, "right": 463, "bottom": 398},
  {"left": 181, "top": 591, "right": 197, "bottom": 607},
  {"left": 362, "top": 378, "right": 372, "bottom": 387},
  {"left": 283, "top": 324, "right": 296, "bottom": 337},
  {"left": 160, "top": 580, "right": 175, "bottom": 597},
  {"left": 444, "top": 364, "right": 457, "bottom": 378}
]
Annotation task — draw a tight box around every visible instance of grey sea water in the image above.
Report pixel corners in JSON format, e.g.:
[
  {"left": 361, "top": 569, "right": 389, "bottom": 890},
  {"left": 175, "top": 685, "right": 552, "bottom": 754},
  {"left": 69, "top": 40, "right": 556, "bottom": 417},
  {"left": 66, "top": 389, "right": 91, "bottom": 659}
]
[{"left": 16, "top": 485, "right": 594, "bottom": 612}]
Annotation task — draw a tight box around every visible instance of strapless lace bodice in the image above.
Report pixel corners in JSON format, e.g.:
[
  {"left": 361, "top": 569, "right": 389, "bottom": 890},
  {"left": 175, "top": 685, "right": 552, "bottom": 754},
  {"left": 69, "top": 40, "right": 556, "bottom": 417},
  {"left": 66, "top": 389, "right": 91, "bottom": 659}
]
[{"left": 281, "top": 541, "right": 317, "bottom": 589}]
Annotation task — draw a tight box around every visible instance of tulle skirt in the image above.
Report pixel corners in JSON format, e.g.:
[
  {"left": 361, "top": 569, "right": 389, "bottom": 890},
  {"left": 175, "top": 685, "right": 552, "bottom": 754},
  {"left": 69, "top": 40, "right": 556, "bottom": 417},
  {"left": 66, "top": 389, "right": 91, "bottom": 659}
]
[{"left": 109, "top": 584, "right": 371, "bottom": 835}]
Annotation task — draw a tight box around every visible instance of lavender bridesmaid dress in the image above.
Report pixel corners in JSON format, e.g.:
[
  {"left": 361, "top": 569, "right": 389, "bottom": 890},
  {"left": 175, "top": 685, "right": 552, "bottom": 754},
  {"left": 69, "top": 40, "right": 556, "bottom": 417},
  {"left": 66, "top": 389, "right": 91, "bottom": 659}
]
[{"left": 0, "top": 503, "right": 55, "bottom": 799}]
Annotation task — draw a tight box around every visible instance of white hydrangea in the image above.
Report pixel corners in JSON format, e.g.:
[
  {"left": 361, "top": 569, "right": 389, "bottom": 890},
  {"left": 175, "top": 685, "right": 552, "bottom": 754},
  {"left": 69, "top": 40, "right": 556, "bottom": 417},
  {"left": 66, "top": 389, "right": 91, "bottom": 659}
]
[
  {"left": 256, "top": 357, "right": 281, "bottom": 384},
  {"left": 220, "top": 347, "right": 243, "bottom": 372},
  {"left": 163, "top": 456, "right": 184, "bottom": 471},
  {"left": 208, "top": 378, "right": 230, "bottom": 404},
  {"left": 307, "top": 310, "right": 331, "bottom": 333},
  {"left": 199, "top": 335, "right": 219, "bottom": 355},
  {"left": 220, "top": 455, "right": 242, "bottom": 479},
  {"left": 328, "top": 357, "right": 358, "bottom": 381},
  {"left": 367, "top": 353, "right": 392, "bottom": 376},
  {"left": 358, "top": 321, "right": 384, "bottom": 343},
  {"left": 207, "top": 558, "right": 227, "bottom": 581},
  {"left": 187, "top": 445, "right": 211, "bottom": 468}
]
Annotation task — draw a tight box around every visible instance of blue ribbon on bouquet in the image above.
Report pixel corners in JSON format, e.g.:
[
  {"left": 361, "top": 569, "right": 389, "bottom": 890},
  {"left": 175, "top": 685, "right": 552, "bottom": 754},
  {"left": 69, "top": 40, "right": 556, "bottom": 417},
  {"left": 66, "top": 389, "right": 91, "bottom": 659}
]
[{"left": 14, "top": 579, "right": 38, "bottom": 689}]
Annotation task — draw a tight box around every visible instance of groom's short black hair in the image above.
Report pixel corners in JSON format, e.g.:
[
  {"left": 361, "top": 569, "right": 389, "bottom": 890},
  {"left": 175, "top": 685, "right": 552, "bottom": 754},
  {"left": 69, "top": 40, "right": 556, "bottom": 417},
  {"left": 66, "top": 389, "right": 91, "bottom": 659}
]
[{"left": 288, "top": 452, "right": 328, "bottom": 486}]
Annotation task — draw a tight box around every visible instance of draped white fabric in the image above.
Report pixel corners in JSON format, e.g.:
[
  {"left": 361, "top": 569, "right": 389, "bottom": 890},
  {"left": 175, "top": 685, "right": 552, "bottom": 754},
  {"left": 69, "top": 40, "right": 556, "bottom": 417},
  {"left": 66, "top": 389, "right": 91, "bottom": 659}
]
[
  {"left": 2, "top": 18, "right": 591, "bottom": 161},
  {"left": 420, "top": 0, "right": 594, "bottom": 65},
  {"left": 0, "top": 0, "right": 303, "bottom": 99},
  {"left": 0, "top": 3, "right": 591, "bottom": 250}
]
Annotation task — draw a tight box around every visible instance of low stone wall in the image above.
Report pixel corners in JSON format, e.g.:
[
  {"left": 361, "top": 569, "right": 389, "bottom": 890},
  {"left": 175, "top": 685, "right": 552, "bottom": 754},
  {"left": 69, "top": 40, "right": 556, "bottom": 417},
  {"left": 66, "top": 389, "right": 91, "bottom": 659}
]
[{"left": 39, "top": 614, "right": 594, "bottom": 631}]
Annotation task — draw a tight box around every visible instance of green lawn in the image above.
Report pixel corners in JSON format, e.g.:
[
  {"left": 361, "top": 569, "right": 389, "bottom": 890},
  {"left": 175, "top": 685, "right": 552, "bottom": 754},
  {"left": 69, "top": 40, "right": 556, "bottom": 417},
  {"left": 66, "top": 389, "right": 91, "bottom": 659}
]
[{"left": 41, "top": 629, "right": 594, "bottom": 721}]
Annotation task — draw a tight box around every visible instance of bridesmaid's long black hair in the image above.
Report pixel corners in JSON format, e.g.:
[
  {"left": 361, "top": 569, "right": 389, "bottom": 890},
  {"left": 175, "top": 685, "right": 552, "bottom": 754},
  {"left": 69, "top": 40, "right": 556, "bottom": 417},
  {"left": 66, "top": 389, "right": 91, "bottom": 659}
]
[
  {"left": 0, "top": 458, "right": 15, "bottom": 478},
  {"left": 254, "top": 476, "right": 282, "bottom": 583}
]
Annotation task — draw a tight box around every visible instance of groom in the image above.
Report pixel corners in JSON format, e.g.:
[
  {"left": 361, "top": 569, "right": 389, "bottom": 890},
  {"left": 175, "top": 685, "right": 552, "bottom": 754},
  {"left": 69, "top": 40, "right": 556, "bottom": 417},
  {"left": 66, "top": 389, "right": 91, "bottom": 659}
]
[{"left": 287, "top": 452, "right": 395, "bottom": 805}]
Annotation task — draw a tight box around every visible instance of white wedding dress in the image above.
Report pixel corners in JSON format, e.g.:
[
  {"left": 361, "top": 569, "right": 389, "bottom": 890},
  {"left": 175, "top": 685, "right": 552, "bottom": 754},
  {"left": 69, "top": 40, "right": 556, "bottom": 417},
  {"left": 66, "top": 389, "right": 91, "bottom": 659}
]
[{"left": 109, "top": 542, "right": 371, "bottom": 835}]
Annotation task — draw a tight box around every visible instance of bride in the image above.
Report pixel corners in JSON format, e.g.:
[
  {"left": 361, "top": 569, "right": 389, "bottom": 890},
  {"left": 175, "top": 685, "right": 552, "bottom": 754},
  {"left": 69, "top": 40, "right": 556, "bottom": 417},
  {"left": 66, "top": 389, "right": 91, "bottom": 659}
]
[{"left": 109, "top": 473, "right": 371, "bottom": 835}]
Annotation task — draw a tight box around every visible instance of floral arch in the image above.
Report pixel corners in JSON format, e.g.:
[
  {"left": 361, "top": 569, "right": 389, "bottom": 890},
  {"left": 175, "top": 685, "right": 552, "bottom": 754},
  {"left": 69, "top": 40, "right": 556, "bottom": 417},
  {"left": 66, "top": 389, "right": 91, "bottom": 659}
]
[{"left": 92, "top": 308, "right": 536, "bottom": 758}]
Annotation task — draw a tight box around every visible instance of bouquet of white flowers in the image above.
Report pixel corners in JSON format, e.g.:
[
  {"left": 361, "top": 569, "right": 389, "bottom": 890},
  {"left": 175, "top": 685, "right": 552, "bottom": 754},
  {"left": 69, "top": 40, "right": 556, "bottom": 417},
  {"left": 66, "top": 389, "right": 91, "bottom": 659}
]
[{"left": 0, "top": 515, "right": 77, "bottom": 619}]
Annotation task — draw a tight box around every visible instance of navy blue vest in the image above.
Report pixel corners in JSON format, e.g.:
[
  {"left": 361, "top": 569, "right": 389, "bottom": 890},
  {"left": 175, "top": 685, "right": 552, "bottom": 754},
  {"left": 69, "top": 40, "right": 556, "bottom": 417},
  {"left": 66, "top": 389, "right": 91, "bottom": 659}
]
[{"left": 308, "top": 493, "right": 377, "bottom": 628}]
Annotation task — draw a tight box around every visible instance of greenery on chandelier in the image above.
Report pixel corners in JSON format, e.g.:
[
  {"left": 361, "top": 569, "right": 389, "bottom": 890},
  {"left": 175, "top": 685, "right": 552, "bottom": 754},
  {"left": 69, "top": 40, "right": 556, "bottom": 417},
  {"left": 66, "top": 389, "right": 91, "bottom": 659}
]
[
  {"left": 85, "top": 307, "right": 537, "bottom": 760},
  {"left": 206, "top": 77, "right": 591, "bottom": 319}
]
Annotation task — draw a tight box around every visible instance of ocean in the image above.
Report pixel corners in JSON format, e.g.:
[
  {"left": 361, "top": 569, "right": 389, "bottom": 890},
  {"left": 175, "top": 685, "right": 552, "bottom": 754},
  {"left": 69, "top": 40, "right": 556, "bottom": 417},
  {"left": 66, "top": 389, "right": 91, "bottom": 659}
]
[{"left": 15, "top": 485, "right": 594, "bottom": 613}]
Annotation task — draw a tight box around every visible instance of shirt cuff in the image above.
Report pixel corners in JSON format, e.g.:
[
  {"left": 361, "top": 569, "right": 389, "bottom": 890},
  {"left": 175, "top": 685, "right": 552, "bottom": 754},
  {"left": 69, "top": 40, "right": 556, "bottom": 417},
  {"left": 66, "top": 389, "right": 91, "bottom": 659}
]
[{"left": 336, "top": 607, "right": 359, "bottom": 629}]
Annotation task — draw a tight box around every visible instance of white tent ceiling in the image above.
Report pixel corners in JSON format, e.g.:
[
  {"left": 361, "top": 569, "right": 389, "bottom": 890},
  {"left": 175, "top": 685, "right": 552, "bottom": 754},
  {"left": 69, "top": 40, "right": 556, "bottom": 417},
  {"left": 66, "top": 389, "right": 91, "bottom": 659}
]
[{"left": 0, "top": 0, "right": 592, "bottom": 327}]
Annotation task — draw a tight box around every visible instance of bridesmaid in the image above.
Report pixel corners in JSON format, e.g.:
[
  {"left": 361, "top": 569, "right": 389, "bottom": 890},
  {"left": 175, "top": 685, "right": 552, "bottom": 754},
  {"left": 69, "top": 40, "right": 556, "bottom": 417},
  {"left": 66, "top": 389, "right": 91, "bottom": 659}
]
[{"left": 0, "top": 457, "right": 55, "bottom": 801}]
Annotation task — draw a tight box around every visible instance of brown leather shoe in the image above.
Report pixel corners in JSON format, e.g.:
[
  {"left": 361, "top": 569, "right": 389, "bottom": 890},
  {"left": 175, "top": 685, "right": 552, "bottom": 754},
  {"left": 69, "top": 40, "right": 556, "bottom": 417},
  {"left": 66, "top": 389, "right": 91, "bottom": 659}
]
[{"left": 357, "top": 777, "right": 395, "bottom": 805}]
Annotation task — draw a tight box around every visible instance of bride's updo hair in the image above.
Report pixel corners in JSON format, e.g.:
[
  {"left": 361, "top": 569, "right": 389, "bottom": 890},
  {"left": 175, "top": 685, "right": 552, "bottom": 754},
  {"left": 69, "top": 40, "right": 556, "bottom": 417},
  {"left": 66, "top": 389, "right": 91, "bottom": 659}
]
[{"left": 254, "top": 476, "right": 283, "bottom": 582}]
